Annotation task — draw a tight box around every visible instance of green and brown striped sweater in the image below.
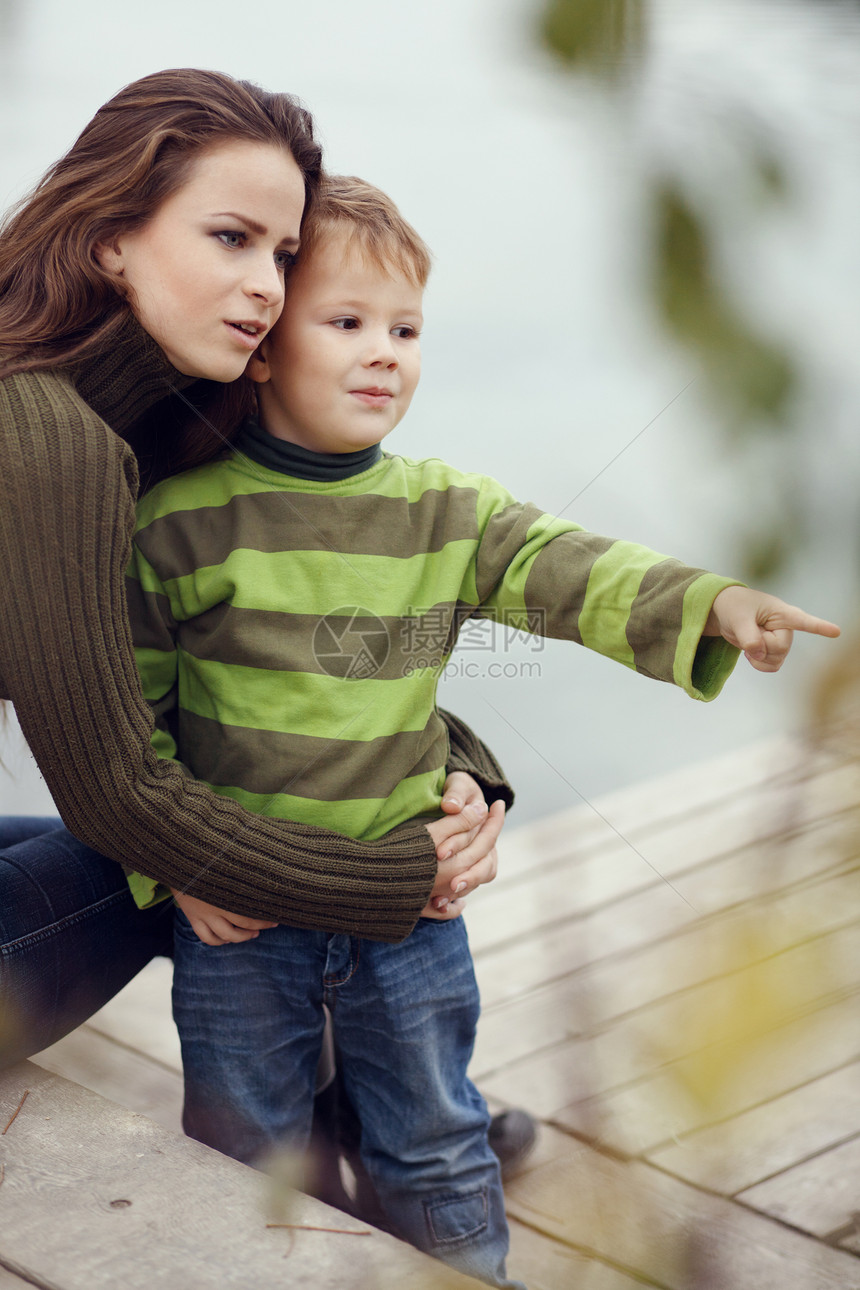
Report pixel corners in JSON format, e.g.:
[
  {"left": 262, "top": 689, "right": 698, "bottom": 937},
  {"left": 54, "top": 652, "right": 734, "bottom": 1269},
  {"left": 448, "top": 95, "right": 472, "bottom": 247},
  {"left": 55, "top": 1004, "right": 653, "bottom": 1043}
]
[{"left": 126, "top": 437, "right": 741, "bottom": 905}]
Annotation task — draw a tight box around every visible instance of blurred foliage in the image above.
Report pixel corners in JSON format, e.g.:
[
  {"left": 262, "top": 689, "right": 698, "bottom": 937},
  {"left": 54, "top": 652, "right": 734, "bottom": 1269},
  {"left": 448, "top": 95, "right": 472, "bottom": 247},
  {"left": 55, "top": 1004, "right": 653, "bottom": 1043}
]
[
  {"left": 263, "top": 1145, "right": 306, "bottom": 1222},
  {"left": 541, "top": 0, "right": 645, "bottom": 75},
  {"left": 655, "top": 182, "right": 794, "bottom": 427},
  {"left": 533, "top": 9, "right": 860, "bottom": 1276},
  {"left": 661, "top": 915, "right": 843, "bottom": 1118},
  {"left": 742, "top": 526, "right": 799, "bottom": 586},
  {"left": 536, "top": 0, "right": 817, "bottom": 584},
  {"left": 809, "top": 633, "right": 860, "bottom": 756}
]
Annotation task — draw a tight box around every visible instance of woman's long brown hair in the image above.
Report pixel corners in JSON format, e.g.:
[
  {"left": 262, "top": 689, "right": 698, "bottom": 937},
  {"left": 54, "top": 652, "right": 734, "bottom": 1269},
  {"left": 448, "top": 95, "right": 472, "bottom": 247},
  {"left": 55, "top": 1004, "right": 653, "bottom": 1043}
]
[{"left": 0, "top": 68, "right": 323, "bottom": 483}]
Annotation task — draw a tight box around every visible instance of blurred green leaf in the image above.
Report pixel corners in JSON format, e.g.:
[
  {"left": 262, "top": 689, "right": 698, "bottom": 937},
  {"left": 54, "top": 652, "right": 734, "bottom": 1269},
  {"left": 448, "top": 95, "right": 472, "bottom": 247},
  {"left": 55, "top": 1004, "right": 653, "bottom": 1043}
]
[
  {"left": 262, "top": 1146, "right": 306, "bottom": 1224},
  {"left": 536, "top": 2, "right": 806, "bottom": 583},
  {"left": 810, "top": 634, "right": 860, "bottom": 755},
  {"left": 741, "top": 527, "right": 797, "bottom": 584},
  {"left": 540, "top": 0, "right": 645, "bottom": 73},
  {"left": 662, "top": 914, "right": 843, "bottom": 1118},
  {"left": 654, "top": 182, "right": 795, "bottom": 422}
]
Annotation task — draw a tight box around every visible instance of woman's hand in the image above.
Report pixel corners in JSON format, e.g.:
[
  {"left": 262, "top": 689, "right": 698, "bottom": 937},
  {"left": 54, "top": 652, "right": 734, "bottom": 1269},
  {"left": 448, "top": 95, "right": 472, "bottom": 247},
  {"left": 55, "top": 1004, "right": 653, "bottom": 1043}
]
[
  {"left": 171, "top": 888, "right": 278, "bottom": 947},
  {"left": 422, "top": 772, "right": 506, "bottom": 919}
]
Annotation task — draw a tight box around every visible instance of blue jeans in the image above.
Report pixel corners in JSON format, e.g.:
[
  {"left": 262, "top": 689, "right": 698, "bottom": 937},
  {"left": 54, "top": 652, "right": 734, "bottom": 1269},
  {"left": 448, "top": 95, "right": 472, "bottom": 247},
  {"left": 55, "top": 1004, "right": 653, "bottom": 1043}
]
[
  {"left": 173, "top": 914, "right": 523, "bottom": 1289},
  {"left": 0, "top": 817, "right": 173, "bottom": 1067}
]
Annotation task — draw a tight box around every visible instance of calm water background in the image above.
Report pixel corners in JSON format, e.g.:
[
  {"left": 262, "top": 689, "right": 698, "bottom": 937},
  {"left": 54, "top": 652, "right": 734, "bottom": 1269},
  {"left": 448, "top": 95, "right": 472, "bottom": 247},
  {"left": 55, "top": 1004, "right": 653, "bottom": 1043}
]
[{"left": 1, "top": 0, "right": 858, "bottom": 823}]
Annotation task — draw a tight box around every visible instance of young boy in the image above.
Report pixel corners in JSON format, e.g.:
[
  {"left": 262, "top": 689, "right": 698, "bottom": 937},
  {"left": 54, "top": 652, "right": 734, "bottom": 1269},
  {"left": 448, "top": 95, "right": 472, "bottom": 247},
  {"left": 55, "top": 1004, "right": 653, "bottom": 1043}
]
[{"left": 125, "top": 177, "right": 838, "bottom": 1288}]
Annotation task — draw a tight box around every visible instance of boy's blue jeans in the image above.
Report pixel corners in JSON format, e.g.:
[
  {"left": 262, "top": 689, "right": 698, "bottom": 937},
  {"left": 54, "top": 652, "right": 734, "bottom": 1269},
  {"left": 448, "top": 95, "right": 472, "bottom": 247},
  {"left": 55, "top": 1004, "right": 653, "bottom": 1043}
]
[{"left": 172, "top": 913, "right": 523, "bottom": 1289}]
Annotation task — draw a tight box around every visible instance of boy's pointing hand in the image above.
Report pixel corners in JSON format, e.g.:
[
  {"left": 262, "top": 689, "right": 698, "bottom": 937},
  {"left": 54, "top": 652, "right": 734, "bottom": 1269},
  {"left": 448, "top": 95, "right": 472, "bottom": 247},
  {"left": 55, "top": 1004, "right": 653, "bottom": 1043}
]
[{"left": 704, "top": 586, "right": 841, "bottom": 673}]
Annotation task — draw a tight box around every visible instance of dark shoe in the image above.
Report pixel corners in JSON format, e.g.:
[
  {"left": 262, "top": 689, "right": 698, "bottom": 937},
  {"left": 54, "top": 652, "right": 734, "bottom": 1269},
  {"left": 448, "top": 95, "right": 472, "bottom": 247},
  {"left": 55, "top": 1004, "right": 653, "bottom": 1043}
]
[{"left": 488, "top": 1109, "right": 537, "bottom": 1180}]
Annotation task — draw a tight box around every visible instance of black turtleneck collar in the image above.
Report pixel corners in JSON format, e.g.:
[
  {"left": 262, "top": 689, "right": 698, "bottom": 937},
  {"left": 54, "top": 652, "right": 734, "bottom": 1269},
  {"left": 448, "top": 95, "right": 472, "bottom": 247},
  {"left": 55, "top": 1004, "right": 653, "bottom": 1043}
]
[
  {"left": 234, "top": 417, "right": 383, "bottom": 482},
  {"left": 72, "top": 311, "right": 197, "bottom": 434}
]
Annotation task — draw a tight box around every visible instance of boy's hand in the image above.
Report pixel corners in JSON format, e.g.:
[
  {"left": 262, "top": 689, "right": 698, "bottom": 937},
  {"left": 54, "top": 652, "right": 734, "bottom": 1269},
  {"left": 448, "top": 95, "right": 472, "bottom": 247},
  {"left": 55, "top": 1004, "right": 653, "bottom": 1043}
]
[
  {"left": 705, "top": 586, "right": 840, "bottom": 672},
  {"left": 171, "top": 888, "right": 278, "bottom": 947}
]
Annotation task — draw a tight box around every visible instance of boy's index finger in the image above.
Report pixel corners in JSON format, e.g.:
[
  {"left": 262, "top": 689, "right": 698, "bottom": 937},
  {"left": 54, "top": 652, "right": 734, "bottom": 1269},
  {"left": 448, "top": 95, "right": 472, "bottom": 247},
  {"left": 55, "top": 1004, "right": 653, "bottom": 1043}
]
[
  {"left": 757, "top": 595, "right": 841, "bottom": 639},
  {"left": 810, "top": 617, "right": 841, "bottom": 639},
  {"left": 784, "top": 609, "right": 841, "bottom": 638}
]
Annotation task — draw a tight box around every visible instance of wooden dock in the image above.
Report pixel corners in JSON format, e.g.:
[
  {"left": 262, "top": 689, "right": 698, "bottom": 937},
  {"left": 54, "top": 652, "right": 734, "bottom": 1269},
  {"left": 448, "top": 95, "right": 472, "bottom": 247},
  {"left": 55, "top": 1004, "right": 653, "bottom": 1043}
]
[{"left": 3, "top": 735, "right": 860, "bottom": 1288}]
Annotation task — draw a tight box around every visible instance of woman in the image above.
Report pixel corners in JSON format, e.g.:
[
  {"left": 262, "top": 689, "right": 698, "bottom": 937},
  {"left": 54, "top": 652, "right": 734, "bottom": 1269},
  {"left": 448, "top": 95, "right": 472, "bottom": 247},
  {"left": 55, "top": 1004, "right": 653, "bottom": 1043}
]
[{"left": 0, "top": 68, "right": 511, "bottom": 1069}]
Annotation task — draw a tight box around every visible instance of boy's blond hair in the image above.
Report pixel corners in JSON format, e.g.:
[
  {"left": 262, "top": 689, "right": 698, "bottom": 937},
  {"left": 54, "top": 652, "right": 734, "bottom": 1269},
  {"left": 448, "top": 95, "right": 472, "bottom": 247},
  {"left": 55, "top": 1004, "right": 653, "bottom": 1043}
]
[{"left": 297, "top": 174, "right": 432, "bottom": 287}]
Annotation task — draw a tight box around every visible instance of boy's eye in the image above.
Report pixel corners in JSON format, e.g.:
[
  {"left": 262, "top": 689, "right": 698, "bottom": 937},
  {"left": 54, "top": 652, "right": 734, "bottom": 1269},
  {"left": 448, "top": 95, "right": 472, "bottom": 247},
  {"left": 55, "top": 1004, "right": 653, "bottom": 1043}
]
[
  {"left": 392, "top": 325, "right": 419, "bottom": 340},
  {"left": 274, "top": 249, "right": 297, "bottom": 272},
  {"left": 332, "top": 317, "right": 360, "bottom": 330},
  {"left": 216, "top": 231, "right": 245, "bottom": 249}
]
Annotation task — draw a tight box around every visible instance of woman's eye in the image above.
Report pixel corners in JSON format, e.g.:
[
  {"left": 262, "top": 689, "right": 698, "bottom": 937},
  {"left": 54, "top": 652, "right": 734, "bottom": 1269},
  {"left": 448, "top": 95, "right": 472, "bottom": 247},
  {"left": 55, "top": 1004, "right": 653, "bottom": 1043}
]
[
  {"left": 274, "top": 249, "right": 297, "bottom": 272},
  {"left": 332, "top": 317, "right": 360, "bottom": 330},
  {"left": 216, "top": 231, "right": 245, "bottom": 249}
]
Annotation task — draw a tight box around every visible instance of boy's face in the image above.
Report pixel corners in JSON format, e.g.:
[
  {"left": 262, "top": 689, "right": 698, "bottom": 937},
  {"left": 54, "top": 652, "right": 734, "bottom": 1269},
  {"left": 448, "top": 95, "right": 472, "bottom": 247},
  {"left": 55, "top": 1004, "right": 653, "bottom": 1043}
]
[{"left": 249, "top": 232, "right": 423, "bottom": 454}]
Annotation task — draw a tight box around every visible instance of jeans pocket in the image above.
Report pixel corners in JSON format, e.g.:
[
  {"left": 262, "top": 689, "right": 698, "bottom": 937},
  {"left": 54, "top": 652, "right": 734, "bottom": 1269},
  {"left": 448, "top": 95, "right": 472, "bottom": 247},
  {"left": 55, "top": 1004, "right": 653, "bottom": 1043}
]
[{"left": 425, "top": 1189, "right": 488, "bottom": 1247}]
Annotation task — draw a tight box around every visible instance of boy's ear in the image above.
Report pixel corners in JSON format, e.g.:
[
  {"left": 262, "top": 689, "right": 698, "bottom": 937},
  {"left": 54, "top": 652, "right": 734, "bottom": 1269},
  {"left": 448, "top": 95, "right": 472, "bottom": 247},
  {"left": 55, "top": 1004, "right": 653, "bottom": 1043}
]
[{"left": 247, "top": 338, "right": 271, "bottom": 385}]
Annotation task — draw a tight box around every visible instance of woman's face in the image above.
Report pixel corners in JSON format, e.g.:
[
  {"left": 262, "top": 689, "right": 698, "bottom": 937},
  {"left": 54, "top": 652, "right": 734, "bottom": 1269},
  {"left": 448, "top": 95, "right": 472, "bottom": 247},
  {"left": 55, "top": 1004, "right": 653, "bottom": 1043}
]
[{"left": 98, "top": 139, "right": 305, "bottom": 381}]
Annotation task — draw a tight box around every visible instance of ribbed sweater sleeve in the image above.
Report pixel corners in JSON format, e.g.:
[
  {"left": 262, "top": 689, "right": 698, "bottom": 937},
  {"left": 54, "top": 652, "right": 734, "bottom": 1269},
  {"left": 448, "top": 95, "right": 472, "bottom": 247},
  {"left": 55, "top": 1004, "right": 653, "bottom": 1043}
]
[{"left": 0, "top": 369, "right": 454, "bottom": 942}]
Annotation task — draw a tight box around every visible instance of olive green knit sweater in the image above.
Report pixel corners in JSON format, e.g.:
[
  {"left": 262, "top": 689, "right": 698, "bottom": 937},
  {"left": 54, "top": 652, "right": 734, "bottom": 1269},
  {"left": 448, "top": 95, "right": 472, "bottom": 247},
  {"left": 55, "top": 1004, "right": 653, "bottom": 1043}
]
[{"left": 0, "top": 316, "right": 509, "bottom": 942}]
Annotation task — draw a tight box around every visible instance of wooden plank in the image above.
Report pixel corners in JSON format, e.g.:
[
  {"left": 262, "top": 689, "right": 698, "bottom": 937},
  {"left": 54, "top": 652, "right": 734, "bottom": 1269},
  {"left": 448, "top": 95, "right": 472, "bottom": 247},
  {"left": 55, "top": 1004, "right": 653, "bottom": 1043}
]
[
  {"left": 473, "top": 875, "right": 860, "bottom": 1074},
  {"left": 9, "top": 738, "right": 858, "bottom": 1289},
  {"left": 556, "top": 735, "right": 803, "bottom": 837},
  {"left": 475, "top": 915, "right": 860, "bottom": 1096},
  {"left": 623, "top": 760, "right": 860, "bottom": 892},
  {"left": 506, "top": 1218, "right": 656, "bottom": 1290},
  {"left": 470, "top": 793, "right": 858, "bottom": 969},
  {"left": 490, "top": 738, "right": 858, "bottom": 893},
  {"left": 492, "top": 736, "right": 819, "bottom": 885},
  {"left": 31, "top": 1049, "right": 650, "bottom": 1289},
  {"left": 737, "top": 1133, "right": 860, "bottom": 1246},
  {"left": 0, "top": 1264, "right": 37, "bottom": 1289},
  {"left": 473, "top": 874, "right": 694, "bottom": 1011},
  {"left": 553, "top": 993, "right": 860, "bottom": 1156},
  {"left": 467, "top": 844, "right": 679, "bottom": 957},
  {"left": 469, "top": 778, "right": 805, "bottom": 954},
  {"left": 472, "top": 864, "right": 831, "bottom": 1031},
  {"left": 473, "top": 914, "right": 860, "bottom": 1080},
  {"left": 85, "top": 956, "right": 180, "bottom": 1071},
  {"left": 35, "top": 1042, "right": 662, "bottom": 1288},
  {"left": 0, "top": 1063, "right": 481, "bottom": 1290},
  {"left": 586, "top": 920, "right": 860, "bottom": 1097},
  {"left": 33, "top": 1026, "right": 184, "bottom": 1136},
  {"left": 567, "top": 737, "right": 856, "bottom": 848},
  {"left": 502, "top": 1126, "right": 860, "bottom": 1290},
  {"left": 476, "top": 982, "right": 860, "bottom": 1152},
  {"left": 477, "top": 1034, "right": 602, "bottom": 1124},
  {"left": 647, "top": 1060, "right": 860, "bottom": 1194},
  {"left": 665, "top": 814, "right": 857, "bottom": 917},
  {"left": 563, "top": 866, "right": 860, "bottom": 1027}
]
